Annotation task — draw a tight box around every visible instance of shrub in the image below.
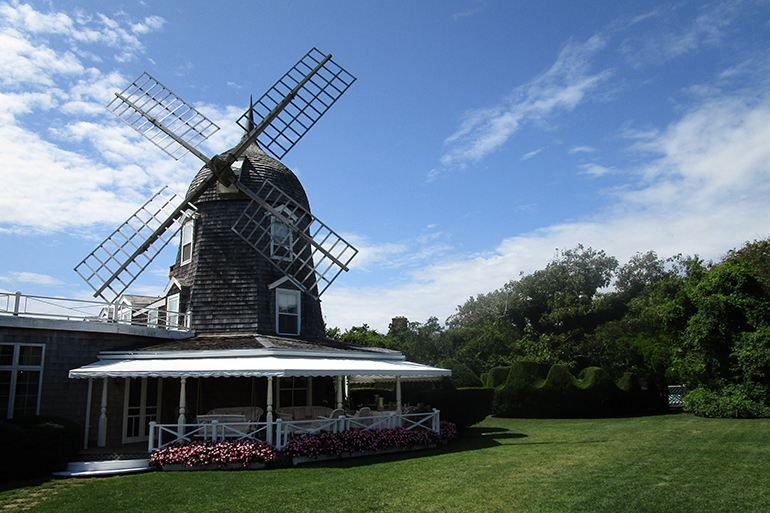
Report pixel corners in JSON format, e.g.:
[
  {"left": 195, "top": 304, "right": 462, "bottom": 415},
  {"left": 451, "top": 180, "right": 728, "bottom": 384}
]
[
  {"left": 0, "top": 415, "right": 82, "bottom": 482},
  {"left": 441, "top": 359, "right": 483, "bottom": 388},
  {"left": 685, "top": 386, "right": 770, "bottom": 418}
]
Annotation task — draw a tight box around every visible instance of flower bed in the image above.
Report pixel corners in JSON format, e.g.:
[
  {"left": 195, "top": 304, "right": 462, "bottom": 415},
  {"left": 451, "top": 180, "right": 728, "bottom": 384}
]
[
  {"left": 285, "top": 422, "right": 458, "bottom": 461},
  {"left": 149, "top": 439, "right": 278, "bottom": 470}
]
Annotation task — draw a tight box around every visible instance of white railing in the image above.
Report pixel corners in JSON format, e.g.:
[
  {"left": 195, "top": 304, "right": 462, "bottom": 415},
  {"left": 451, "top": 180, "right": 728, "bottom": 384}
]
[
  {"left": 0, "top": 291, "right": 189, "bottom": 331},
  {"left": 668, "top": 384, "right": 687, "bottom": 407},
  {"left": 148, "top": 421, "right": 271, "bottom": 452},
  {"left": 149, "top": 410, "right": 441, "bottom": 452}
]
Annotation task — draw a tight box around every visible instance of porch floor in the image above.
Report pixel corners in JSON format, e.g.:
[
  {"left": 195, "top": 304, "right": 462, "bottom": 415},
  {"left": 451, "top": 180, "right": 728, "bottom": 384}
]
[{"left": 78, "top": 442, "right": 149, "bottom": 461}]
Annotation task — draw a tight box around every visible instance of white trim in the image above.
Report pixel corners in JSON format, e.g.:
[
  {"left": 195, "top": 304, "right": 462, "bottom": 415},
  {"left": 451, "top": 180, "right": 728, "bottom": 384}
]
[
  {"left": 68, "top": 355, "right": 452, "bottom": 380},
  {"left": 162, "top": 277, "right": 183, "bottom": 297},
  {"left": 95, "top": 347, "right": 405, "bottom": 360}
]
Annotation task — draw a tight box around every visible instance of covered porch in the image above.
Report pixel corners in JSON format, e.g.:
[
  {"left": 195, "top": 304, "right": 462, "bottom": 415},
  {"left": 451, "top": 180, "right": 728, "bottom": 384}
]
[{"left": 69, "top": 347, "right": 451, "bottom": 452}]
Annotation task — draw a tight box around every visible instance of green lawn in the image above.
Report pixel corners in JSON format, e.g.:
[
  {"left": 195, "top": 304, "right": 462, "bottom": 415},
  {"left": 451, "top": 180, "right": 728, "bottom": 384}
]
[{"left": 4, "top": 412, "right": 770, "bottom": 512}]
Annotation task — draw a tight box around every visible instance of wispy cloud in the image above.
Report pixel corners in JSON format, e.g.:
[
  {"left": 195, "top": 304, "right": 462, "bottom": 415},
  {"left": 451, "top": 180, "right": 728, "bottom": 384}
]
[
  {"left": 579, "top": 163, "right": 614, "bottom": 177},
  {"left": 521, "top": 148, "right": 542, "bottom": 161},
  {"left": 569, "top": 145, "right": 596, "bottom": 154},
  {"left": 619, "top": 3, "right": 735, "bottom": 67},
  {"left": 452, "top": 1, "right": 486, "bottom": 21},
  {"left": 436, "top": 34, "right": 611, "bottom": 176}
]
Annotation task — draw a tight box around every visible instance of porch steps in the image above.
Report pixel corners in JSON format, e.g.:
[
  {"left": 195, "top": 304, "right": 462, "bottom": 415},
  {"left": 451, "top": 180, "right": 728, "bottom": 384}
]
[{"left": 53, "top": 459, "right": 151, "bottom": 477}]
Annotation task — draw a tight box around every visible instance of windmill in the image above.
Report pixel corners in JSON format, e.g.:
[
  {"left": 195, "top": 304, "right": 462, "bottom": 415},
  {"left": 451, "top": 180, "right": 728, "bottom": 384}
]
[{"left": 74, "top": 48, "right": 357, "bottom": 334}]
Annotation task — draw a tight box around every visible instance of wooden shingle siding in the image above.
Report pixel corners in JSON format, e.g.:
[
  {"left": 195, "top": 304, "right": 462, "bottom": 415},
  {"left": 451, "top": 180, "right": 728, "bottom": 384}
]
[{"left": 170, "top": 142, "right": 325, "bottom": 337}]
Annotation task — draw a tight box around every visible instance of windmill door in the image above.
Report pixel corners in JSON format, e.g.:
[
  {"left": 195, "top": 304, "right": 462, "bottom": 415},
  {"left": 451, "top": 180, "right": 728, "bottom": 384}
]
[{"left": 122, "top": 377, "right": 162, "bottom": 444}]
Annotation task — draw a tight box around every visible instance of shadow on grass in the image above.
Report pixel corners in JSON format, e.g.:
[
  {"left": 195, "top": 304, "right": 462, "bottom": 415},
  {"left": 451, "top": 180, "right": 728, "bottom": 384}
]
[{"left": 296, "top": 427, "right": 528, "bottom": 469}]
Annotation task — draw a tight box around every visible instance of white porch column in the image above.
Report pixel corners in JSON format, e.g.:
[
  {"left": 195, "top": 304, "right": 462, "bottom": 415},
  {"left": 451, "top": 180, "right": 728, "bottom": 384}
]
[
  {"left": 266, "top": 377, "right": 274, "bottom": 445},
  {"left": 98, "top": 378, "right": 108, "bottom": 447},
  {"left": 396, "top": 376, "right": 402, "bottom": 414},
  {"left": 177, "top": 377, "right": 187, "bottom": 436},
  {"left": 84, "top": 377, "right": 93, "bottom": 450},
  {"left": 336, "top": 376, "right": 343, "bottom": 409}
]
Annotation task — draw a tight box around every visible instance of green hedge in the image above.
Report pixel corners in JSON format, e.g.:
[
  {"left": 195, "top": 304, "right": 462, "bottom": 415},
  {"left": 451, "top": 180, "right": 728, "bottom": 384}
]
[
  {"left": 493, "top": 363, "right": 667, "bottom": 418},
  {"left": 0, "top": 415, "right": 82, "bottom": 483}
]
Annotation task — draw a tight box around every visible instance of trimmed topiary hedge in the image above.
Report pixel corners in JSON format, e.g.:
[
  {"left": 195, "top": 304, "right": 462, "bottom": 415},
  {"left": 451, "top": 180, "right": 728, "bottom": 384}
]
[{"left": 493, "top": 363, "right": 667, "bottom": 418}]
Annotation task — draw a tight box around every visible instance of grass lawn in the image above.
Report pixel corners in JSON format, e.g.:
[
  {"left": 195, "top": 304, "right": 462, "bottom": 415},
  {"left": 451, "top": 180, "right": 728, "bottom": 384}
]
[{"left": 3, "top": 412, "right": 769, "bottom": 512}]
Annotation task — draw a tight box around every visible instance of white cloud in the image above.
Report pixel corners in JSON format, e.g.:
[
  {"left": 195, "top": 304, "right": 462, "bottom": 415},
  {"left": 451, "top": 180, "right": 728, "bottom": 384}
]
[
  {"left": 437, "top": 35, "right": 611, "bottom": 173},
  {"left": 1, "top": 271, "right": 64, "bottom": 286}
]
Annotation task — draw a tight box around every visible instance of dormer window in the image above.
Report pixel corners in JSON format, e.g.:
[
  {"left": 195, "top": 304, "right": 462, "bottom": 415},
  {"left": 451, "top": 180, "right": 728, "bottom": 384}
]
[
  {"left": 276, "top": 288, "right": 300, "bottom": 335},
  {"left": 180, "top": 220, "right": 194, "bottom": 266}
]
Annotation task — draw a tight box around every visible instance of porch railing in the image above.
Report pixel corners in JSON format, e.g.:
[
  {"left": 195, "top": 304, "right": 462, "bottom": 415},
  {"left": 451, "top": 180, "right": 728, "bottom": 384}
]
[
  {"left": 148, "top": 409, "right": 441, "bottom": 452},
  {"left": 0, "top": 291, "right": 189, "bottom": 331}
]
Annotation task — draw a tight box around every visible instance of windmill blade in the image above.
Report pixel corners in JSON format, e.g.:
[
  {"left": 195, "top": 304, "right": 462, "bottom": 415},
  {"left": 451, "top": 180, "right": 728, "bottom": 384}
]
[
  {"left": 106, "top": 72, "right": 219, "bottom": 161},
  {"left": 74, "top": 187, "right": 197, "bottom": 302},
  {"left": 236, "top": 48, "right": 356, "bottom": 160},
  {"left": 231, "top": 179, "right": 357, "bottom": 298}
]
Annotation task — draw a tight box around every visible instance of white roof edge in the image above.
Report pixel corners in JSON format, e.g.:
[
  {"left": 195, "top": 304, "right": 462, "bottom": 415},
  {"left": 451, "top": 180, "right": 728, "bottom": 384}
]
[{"left": 96, "top": 348, "right": 406, "bottom": 361}]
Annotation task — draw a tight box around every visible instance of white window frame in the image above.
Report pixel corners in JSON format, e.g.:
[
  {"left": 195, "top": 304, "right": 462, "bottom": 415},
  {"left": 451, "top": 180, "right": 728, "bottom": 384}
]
[
  {"left": 180, "top": 220, "right": 194, "bottom": 266},
  {"left": 276, "top": 288, "right": 301, "bottom": 336},
  {"left": 122, "top": 377, "right": 163, "bottom": 444},
  {"left": 276, "top": 376, "right": 312, "bottom": 409},
  {"left": 166, "top": 293, "right": 180, "bottom": 329},
  {"left": 0, "top": 343, "right": 45, "bottom": 419},
  {"left": 270, "top": 206, "right": 296, "bottom": 261}
]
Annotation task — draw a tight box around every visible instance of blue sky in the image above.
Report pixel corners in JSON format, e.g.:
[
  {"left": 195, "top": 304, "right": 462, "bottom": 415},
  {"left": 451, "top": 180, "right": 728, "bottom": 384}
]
[{"left": 1, "top": 0, "right": 769, "bottom": 332}]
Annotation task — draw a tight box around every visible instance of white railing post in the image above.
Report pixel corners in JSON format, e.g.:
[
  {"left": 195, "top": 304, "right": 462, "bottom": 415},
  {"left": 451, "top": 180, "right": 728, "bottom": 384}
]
[
  {"left": 13, "top": 291, "right": 21, "bottom": 316},
  {"left": 98, "top": 378, "right": 108, "bottom": 447},
  {"left": 275, "top": 418, "right": 283, "bottom": 449},
  {"left": 83, "top": 377, "right": 93, "bottom": 450},
  {"left": 266, "top": 377, "right": 274, "bottom": 445},
  {"left": 148, "top": 421, "right": 156, "bottom": 452},
  {"left": 433, "top": 409, "right": 440, "bottom": 433},
  {"left": 177, "top": 377, "right": 187, "bottom": 438}
]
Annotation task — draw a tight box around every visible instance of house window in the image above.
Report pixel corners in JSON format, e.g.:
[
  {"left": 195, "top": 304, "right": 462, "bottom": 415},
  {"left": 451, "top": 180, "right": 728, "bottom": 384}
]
[
  {"left": 270, "top": 207, "right": 295, "bottom": 261},
  {"left": 0, "top": 343, "right": 44, "bottom": 419},
  {"left": 278, "top": 377, "right": 310, "bottom": 408},
  {"left": 276, "top": 289, "right": 301, "bottom": 335},
  {"left": 181, "top": 220, "right": 194, "bottom": 265},
  {"left": 166, "top": 294, "right": 180, "bottom": 329}
]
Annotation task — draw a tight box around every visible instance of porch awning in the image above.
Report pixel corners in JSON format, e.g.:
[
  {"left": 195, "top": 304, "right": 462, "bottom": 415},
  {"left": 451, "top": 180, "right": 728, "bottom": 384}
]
[{"left": 68, "top": 355, "right": 451, "bottom": 381}]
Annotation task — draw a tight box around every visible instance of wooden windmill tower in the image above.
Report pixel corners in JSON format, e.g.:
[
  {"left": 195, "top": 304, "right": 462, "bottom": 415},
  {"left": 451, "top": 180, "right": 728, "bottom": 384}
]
[{"left": 75, "top": 48, "right": 357, "bottom": 337}]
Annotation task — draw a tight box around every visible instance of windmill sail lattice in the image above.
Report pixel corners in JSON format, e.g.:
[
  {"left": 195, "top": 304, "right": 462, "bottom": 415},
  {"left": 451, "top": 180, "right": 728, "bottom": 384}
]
[
  {"left": 75, "top": 187, "right": 196, "bottom": 302},
  {"left": 237, "top": 48, "right": 356, "bottom": 160},
  {"left": 106, "top": 72, "right": 220, "bottom": 161},
  {"left": 77, "top": 48, "right": 357, "bottom": 303},
  {"left": 231, "top": 179, "right": 358, "bottom": 299}
]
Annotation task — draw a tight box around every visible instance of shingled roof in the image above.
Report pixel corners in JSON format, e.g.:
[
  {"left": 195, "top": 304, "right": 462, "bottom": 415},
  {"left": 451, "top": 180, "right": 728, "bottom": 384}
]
[{"left": 131, "top": 332, "right": 398, "bottom": 355}]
